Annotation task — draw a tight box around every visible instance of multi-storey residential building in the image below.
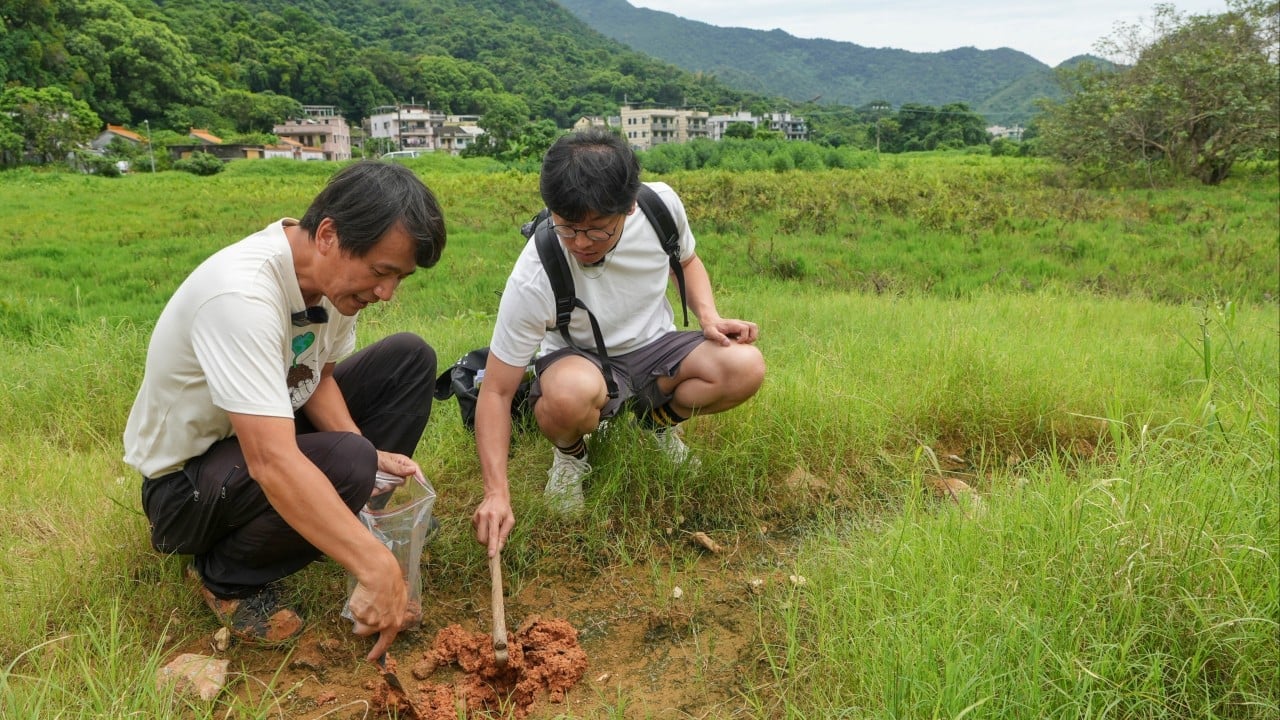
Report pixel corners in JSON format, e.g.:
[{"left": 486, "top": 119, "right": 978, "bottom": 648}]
[
  {"left": 619, "top": 105, "right": 709, "bottom": 151},
  {"left": 365, "top": 104, "right": 446, "bottom": 152},
  {"left": 762, "top": 111, "right": 808, "bottom": 141},
  {"left": 706, "top": 111, "right": 759, "bottom": 140},
  {"left": 986, "top": 124, "right": 1024, "bottom": 140},
  {"left": 272, "top": 105, "right": 351, "bottom": 161}
]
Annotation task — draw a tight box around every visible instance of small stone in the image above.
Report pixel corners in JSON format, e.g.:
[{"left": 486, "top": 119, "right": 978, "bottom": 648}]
[
  {"left": 289, "top": 647, "right": 325, "bottom": 672},
  {"left": 688, "top": 531, "right": 723, "bottom": 554},
  {"left": 156, "top": 653, "right": 229, "bottom": 702},
  {"left": 211, "top": 627, "right": 230, "bottom": 652}
]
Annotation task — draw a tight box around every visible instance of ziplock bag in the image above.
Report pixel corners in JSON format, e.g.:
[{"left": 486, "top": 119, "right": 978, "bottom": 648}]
[{"left": 341, "top": 471, "right": 436, "bottom": 628}]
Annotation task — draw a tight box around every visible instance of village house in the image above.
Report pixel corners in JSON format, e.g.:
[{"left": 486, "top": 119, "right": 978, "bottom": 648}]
[
  {"left": 89, "top": 124, "right": 146, "bottom": 152},
  {"left": 365, "top": 104, "right": 441, "bottom": 152},
  {"left": 272, "top": 105, "right": 351, "bottom": 161}
]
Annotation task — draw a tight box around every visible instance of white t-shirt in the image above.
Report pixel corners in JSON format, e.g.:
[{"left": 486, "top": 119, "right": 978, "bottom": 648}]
[
  {"left": 123, "top": 219, "right": 357, "bottom": 478},
  {"left": 488, "top": 182, "right": 695, "bottom": 369}
]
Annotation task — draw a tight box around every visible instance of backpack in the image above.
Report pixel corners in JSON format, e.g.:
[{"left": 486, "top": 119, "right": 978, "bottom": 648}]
[
  {"left": 432, "top": 347, "right": 535, "bottom": 433},
  {"left": 520, "top": 184, "right": 688, "bottom": 401},
  {"left": 433, "top": 186, "right": 689, "bottom": 430}
]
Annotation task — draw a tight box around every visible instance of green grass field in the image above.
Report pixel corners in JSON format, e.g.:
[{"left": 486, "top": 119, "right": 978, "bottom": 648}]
[{"left": 1, "top": 155, "right": 1275, "bottom": 718}]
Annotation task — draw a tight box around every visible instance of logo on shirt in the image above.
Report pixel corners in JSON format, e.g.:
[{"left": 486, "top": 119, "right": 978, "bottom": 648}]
[{"left": 287, "top": 331, "right": 318, "bottom": 407}]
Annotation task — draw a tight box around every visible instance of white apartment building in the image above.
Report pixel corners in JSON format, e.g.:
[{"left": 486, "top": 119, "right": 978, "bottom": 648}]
[
  {"left": 706, "top": 111, "right": 759, "bottom": 140},
  {"left": 365, "top": 104, "right": 447, "bottom": 152},
  {"left": 987, "top": 124, "right": 1024, "bottom": 140},
  {"left": 619, "top": 105, "right": 709, "bottom": 151},
  {"left": 762, "top": 111, "right": 808, "bottom": 141}
]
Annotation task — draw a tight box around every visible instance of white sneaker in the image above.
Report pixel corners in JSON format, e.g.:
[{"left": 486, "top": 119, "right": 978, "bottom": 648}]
[
  {"left": 544, "top": 448, "right": 590, "bottom": 514},
  {"left": 653, "top": 427, "right": 701, "bottom": 469}
]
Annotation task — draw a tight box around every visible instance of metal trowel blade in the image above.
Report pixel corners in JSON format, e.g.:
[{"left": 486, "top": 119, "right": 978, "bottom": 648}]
[{"left": 377, "top": 652, "right": 407, "bottom": 693}]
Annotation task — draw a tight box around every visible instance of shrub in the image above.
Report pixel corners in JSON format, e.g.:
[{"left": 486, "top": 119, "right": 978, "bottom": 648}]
[
  {"left": 72, "top": 151, "right": 122, "bottom": 177},
  {"left": 173, "top": 152, "right": 224, "bottom": 176}
]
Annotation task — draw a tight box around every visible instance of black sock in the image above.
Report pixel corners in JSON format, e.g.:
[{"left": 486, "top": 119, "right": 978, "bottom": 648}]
[
  {"left": 555, "top": 438, "right": 587, "bottom": 459},
  {"left": 641, "top": 401, "right": 688, "bottom": 431}
]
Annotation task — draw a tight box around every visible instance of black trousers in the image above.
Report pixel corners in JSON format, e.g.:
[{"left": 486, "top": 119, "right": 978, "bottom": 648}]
[{"left": 140, "top": 332, "right": 436, "bottom": 598}]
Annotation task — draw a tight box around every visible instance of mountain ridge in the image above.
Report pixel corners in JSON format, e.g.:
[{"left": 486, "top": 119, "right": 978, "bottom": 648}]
[{"left": 556, "top": 0, "right": 1075, "bottom": 123}]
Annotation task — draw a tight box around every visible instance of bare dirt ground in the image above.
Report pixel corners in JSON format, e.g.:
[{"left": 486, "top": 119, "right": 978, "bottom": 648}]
[
  {"left": 181, "top": 533, "right": 794, "bottom": 719},
  {"left": 170, "top": 447, "right": 1007, "bottom": 718}
]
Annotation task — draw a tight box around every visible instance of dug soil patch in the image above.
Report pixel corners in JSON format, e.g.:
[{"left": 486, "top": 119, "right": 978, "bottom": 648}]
[{"left": 179, "top": 536, "right": 791, "bottom": 718}]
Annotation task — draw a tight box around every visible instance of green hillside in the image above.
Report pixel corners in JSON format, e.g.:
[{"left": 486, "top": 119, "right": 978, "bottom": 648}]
[
  {"left": 557, "top": 0, "right": 1071, "bottom": 124},
  {"left": 3, "top": 0, "right": 763, "bottom": 128}
]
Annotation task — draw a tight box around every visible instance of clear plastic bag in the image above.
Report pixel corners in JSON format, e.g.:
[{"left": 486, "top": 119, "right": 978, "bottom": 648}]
[{"left": 341, "top": 471, "right": 436, "bottom": 629}]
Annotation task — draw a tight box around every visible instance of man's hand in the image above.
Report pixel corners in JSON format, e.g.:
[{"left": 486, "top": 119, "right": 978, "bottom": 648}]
[
  {"left": 472, "top": 493, "right": 515, "bottom": 558},
  {"left": 473, "top": 353, "right": 524, "bottom": 558},
  {"left": 704, "top": 318, "right": 759, "bottom": 346},
  {"left": 348, "top": 568, "right": 410, "bottom": 662},
  {"left": 376, "top": 450, "right": 422, "bottom": 479}
]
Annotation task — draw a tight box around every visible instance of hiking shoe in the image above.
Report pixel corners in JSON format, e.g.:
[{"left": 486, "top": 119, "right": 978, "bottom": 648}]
[
  {"left": 653, "top": 427, "right": 701, "bottom": 469},
  {"left": 186, "top": 566, "right": 304, "bottom": 644},
  {"left": 544, "top": 448, "right": 590, "bottom": 514}
]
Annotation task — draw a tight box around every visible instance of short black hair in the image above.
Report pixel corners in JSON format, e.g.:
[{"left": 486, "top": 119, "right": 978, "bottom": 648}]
[
  {"left": 539, "top": 127, "right": 640, "bottom": 222},
  {"left": 299, "top": 160, "right": 446, "bottom": 268}
]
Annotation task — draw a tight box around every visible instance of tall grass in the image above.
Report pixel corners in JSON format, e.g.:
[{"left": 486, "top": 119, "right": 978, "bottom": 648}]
[
  {"left": 758, "top": 430, "right": 1277, "bottom": 719},
  {"left": 0, "top": 159, "right": 1275, "bottom": 717},
  {"left": 752, "top": 302, "right": 1278, "bottom": 719}
]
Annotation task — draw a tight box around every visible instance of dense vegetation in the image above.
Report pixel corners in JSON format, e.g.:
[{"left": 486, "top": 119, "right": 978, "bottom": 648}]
[
  {"left": 1, "top": 0, "right": 1056, "bottom": 156},
  {"left": 2, "top": 0, "right": 760, "bottom": 131},
  {"left": 3, "top": 0, "right": 1275, "bottom": 184},
  {"left": 1038, "top": 1, "right": 1279, "bottom": 185}
]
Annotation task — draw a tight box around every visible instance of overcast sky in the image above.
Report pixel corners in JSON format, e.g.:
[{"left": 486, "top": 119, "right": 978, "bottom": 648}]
[{"left": 628, "top": 0, "right": 1231, "bottom": 66}]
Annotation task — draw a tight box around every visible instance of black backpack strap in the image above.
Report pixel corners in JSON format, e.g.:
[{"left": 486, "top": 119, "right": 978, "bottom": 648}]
[
  {"left": 533, "top": 219, "right": 575, "bottom": 341},
  {"left": 635, "top": 184, "right": 688, "bottom": 327},
  {"left": 520, "top": 208, "right": 551, "bottom": 239},
  {"left": 533, "top": 221, "right": 619, "bottom": 400}
]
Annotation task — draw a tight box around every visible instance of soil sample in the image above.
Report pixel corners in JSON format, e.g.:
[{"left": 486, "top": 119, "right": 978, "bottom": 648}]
[{"left": 370, "top": 616, "right": 587, "bottom": 719}]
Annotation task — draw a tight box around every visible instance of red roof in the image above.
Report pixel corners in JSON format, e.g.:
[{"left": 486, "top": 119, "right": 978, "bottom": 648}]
[
  {"left": 105, "top": 124, "right": 145, "bottom": 143},
  {"left": 189, "top": 128, "right": 223, "bottom": 144}
]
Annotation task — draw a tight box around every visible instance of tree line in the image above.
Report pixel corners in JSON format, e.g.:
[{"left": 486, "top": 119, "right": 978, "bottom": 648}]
[{"left": 2, "top": 0, "right": 1275, "bottom": 184}]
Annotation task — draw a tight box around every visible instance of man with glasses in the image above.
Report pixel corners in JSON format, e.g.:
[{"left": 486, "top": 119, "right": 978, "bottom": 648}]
[
  {"left": 124, "top": 161, "right": 446, "bottom": 661},
  {"left": 471, "top": 127, "right": 765, "bottom": 553}
]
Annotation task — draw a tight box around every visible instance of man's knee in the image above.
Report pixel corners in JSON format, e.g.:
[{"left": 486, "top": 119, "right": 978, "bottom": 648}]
[
  {"left": 386, "top": 332, "right": 437, "bottom": 375},
  {"left": 695, "top": 343, "right": 764, "bottom": 401},
  {"left": 316, "top": 432, "right": 378, "bottom": 510},
  {"left": 727, "top": 344, "right": 766, "bottom": 397},
  {"left": 534, "top": 364, "right": 608, "bottom": 431}
]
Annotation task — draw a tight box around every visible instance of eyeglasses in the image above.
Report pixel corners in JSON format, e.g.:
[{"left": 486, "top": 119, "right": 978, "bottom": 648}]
[
  {"left": 291, "top": 306, "right": 329, "bottom": 327},
  {"left": 551, "top": 214, "right": 623, "bottom": 243}
]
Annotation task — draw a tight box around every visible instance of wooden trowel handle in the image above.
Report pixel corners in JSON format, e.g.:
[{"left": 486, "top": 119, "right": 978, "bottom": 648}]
[{"left": 489, "top": 553, "right": 508, "bottom": 663}]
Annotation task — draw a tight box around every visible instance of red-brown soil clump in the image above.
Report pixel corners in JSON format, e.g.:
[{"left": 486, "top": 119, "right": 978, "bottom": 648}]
[{"left": 370, "top": 616, "right": 587, "bottom": 719}]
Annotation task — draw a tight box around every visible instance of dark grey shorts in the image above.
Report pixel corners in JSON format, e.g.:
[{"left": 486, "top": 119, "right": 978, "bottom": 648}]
[{"left": 530, "top": 330, "right": 707, "bottom": 420}]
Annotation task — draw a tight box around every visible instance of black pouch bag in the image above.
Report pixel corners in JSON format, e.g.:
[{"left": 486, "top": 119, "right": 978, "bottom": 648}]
[{"left": 433, "top": 347, "right": 534, "bottom": 432}]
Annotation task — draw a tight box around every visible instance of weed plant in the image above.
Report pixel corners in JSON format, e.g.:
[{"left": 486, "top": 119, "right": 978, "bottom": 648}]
[{"left": 0, "top": 158, "right": 1275, "bottom": 717}]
